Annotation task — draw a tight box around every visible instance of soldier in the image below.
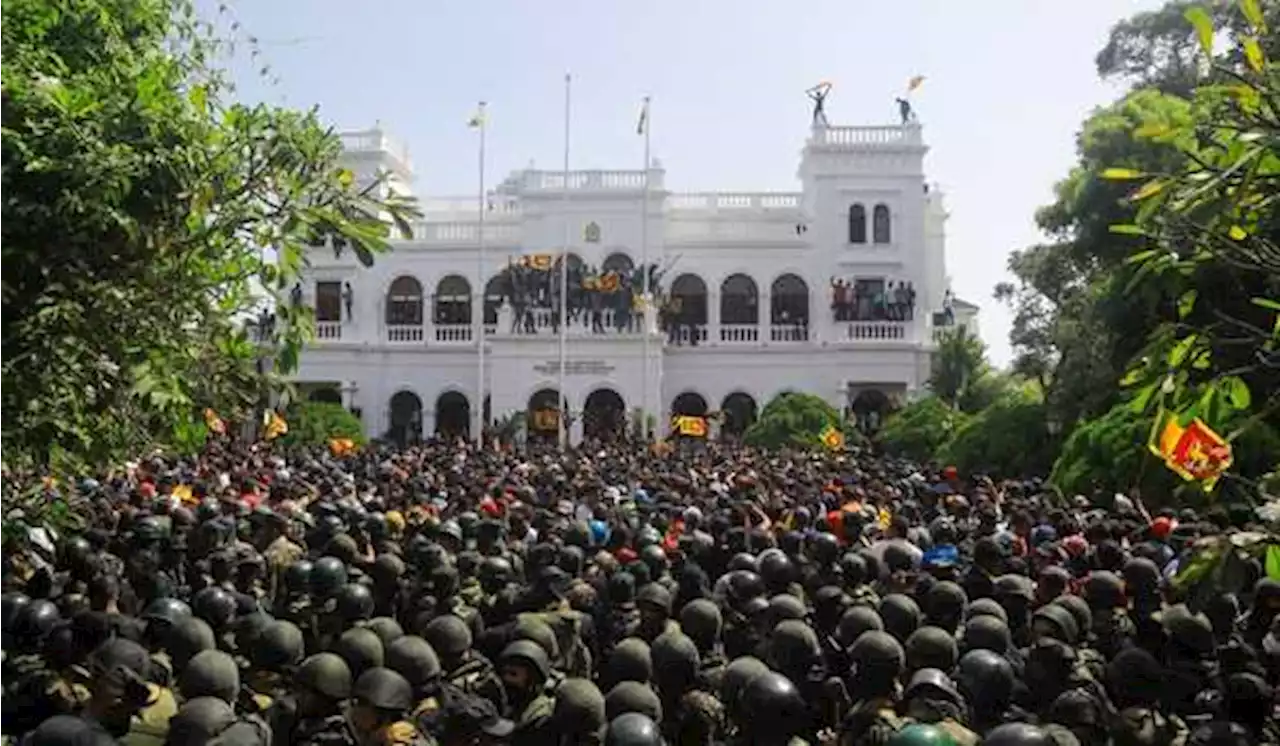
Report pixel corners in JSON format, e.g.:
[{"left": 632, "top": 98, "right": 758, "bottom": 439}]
[
  {"left": 599, "top": 572, "right": 642, "bottom": 655},
  {"left": 268, "top": 652, "right": 358, "bottom": 746},
  {"left": 348, "top": 667, "right": 433, "bottom": 746},
  {"left": 734, "top": 671, "right": 811, "bottom": 745},
  {"left": 635, "top": 584, "right": 679, "bottom": 643},
  {"left": 141, "top": 597, "right": 193, "bottom": 687},
  {"left": 899, "top": 669, "right": 978, "bottom": 746},
  {"left": 496, "top": 641, "right": 556, "bottom": 740},
  {"left": 275, "top": 559, "right": 313, "bottom": 622},
  {"left": 244, "top": 620, "right": 306, "bottom": 714},
  {"left": 260, "top": 512, "right": 304, "bottom": 604},
  {"left": 385, "top": 635, "right": 449, "bottom": 737},
  {"left": 423, "top": 615, "right": 506, "bottom": 714},
  {"left": 842, "top": 631, "right": 907, "bottom": 744},
  {"left": 548, "top": 678, "right": 607, "bottom": 746},
  {"left": 603, "top": 713, "right": 662, "bottom": 746},
  {"left": 955, "top": 650, "right": 1023, "bottom": 738},
  {"left": 680, "top": 599, "right": 728, "bottom": 692}
]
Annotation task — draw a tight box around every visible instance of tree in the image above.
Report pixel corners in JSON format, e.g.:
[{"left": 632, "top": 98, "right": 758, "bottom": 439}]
[
  {"left": 878, "top": 396, "right": 970, "bottom": 463},
  {"left": 280, "top": 401, "right": 366, "bottom": 448},
  {"left": 928, "top": 327, "right": 987, "bottom": 411},
  {"left": 743, "top": 392, "right": 858, "bottom": 451},
  {"left": 937, "top": 388, "right": 1055, "bottom": 479},
  {"left": 2, "top": 0, "right": 418, "bottom": 471}
]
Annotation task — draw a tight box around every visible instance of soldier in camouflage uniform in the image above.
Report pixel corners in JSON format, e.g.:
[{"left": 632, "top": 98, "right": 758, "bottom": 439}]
[
  {"left": 496, "top": 641, "right": 556, "bottom": 741},
  {"left": 422, "top": 614, "right": 506, "bottom": 714},
  {"left": 349, "top": 667, "right": 435, "bottom": 746},
  {"left": 268, "top": 652, "right": 359, "bottom": 746}
]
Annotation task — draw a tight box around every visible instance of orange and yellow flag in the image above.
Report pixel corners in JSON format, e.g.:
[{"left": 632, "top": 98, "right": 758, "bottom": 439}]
[
  {"left": 1148, "top": 410, "right": 1233, "bottom": 490},
  {"left": 204, "top": 408, "right": 226, "bottom": 435},
  {"left": 263, "top": 411, "right": 288, "bottom": 440},
  {"left": 328, "top": 437, "right": 357, "bottom": 457},
  {"left": 820, "top": 424, "right": 845, "bottom": 451},
  {"left": 673, "top": 416, "right": 708, "bottom": 438}
]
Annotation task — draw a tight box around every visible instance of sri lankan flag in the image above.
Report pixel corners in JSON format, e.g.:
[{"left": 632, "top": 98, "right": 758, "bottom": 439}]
[
  {"left": 532, "top": 408, "right": 560, "bottom": 432},
  {"left": 673, "top": 416, "right": 707, "bottom": 438},
  {"left": 820, "top": 424, "right": 845, "bottom": 451},
  {"left": 204, "top": 408, "right": 226, "bottom": 435},
  {"left": 329, "top": 437, "right": 357, "bottom": 457},
  {"left": 1148, "top": 410, "right": 1233, "bottom": 490},
  {"left": 263, "top": 410, "right": 288, "bottom": 440}
]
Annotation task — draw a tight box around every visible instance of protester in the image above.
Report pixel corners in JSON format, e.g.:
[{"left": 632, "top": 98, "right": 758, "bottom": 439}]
[{"left": 2, "top": 437, "right": 1276, "bottom": 745}]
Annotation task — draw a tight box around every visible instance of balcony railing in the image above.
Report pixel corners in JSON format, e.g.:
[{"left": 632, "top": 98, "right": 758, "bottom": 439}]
[
  {"left": 770, "top": 324, "right": 809, "bottom": 342},
  {"left": 668, "top": 192, "right": 802, "bottom": 212},
  {"left": 845, "top": 322, "right": 907, "bottom": 341},
  {"left": 495, "top": 307, "right": 647, "bottom": 337},
  {"left": 387, "top": 324, "right": 424, "bottom": 343},
  {"left": 812, "top": 124, "right": 923, "bottom": 148},
  {"left": 719, "top": 324, "right": 759, "bottom": 344},
  {"left": 316, "top": 321, "right": 343, "bottom": 340},
  {"left": 668, "top": 325, "right": 708, "bottom": 346},
  {"left": 665, "top": 220, "right": 807, "bottom": 245},
  {"left": 435, "top": 324, "right": 473, "bottom": 343}
]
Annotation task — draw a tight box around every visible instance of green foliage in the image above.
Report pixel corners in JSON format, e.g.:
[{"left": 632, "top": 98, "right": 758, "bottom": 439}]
[
  {"left": 280, "top": 402, "right": 366, "bottom": 448},
  {"left": 743, "top": 392, "right": 854, "bottom": 451},
  {"left": 878, "top": 396, "right": 971, "bottom": 462},
  {"left": 1, "top": 0, "right": 419, "bottom": 471},
  {"left": 937, "top": 389, "right": 1055, "bottom": 478}
]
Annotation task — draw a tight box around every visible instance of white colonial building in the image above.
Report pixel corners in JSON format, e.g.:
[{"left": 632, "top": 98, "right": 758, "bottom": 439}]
[{"left": 289, "top": 119, "right": 977, "bottom": 444}]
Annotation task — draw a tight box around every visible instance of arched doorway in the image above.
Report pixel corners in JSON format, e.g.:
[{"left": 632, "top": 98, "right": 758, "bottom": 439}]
[
  {"left": 385, "top": 276, "right": 424, "bottom": 325},
  {"left": 388, "top": 391, "right": 423, "bottom": 446},
  {"left": 435, "top": 391, "right": 470, "bottom": 439},
  {"left": 719, "top": 274, "right": 759, "bottom": 325},
  {"left": 527, "top": 388, "right": 563, "bottom": 440},
  {"left": 309, "top": 388, "right": 342, "bottom": 405},
  {"left": 583, "top": 389, "right": 625, "bottom": 441},
  {"left": 720, "top": 392, "right": 758, "bottom": 439},
  {"left": 671, "top": 391, "right": 709, "bottom": 417},
  {"left": 602, "top": 253, "right": 634, "bottom": 274},
  {"left": 850, "top": 389, "right": 891, "bottom": 433},
  {"left": 434, "top": 275, "right": 472, "bottom": 325},
  {"left": 669, "top": 273, "right": 708, "bottom": 345},
  {"left": 483, "top": 274, "right": 507, "bottom": 325},
  {"left": 770, "top": 274, "right": 810, "bottom": 341}
]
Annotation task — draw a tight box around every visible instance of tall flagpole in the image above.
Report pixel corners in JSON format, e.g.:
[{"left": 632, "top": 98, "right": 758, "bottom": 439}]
[
  {"left": 639, "top": 96, "right": 652, "bottom": 440},
  {"left": 473, "top": 102, "right": 488, "bottom": 446},
  {"left": 558, "top": 74, "right": 572, "bottom": 449}
]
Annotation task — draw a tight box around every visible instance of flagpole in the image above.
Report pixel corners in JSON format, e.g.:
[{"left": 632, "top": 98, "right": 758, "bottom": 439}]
[
  {"left": 558, "top": 73, "right": 572, "bottom": 449},
  {"left": 639, "top": 96, "right": 652, "bottom": 440},
  {"left": 474, "top": 102, "right": 487, "bottom": 446}
]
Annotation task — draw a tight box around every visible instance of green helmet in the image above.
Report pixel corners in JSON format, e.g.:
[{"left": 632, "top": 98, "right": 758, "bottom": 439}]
[
  {"left": 888, "top": 724, "right": 958, "bottom": 746},
  {"left": 297, "top": 652, "right": 353, "bottom": 700},
  {"left": 353, "top": 667, "right": 414, "bottom": 712}
]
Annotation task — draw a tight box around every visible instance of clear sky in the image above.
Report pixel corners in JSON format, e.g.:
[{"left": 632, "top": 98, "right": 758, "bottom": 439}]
[{"left": 224, "top": 0, "right": 1161, "bottom": 366}]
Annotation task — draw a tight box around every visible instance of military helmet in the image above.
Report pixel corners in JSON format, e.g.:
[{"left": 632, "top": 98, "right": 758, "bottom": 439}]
[
  {"left": 252, "top": 620, "right": 305, "bottom": 671},
  {"left": 353, "top": 667, "right": 414, "bottom": 712},
  {"left": 192, "top": 586, "right": 237, "bottom": 629},
  {"left": 965, "top": 598, "right": 1009, "bottom": 624},
  {"left": 142, "top": 597, "right": 192, "bottom": 628},
  {"left": 604, "top": 637, "right": 652, "bottom": 686},
  {"left": 739, "top": 671, "right": 807, "bottom": 739},
  {"left": 981, "top": 723, "right": 1052, "bottom": 746},
  {"left": 758, "top": 551, "right": 794, "bottom": 591},
  {"left": 768, "top": 594, "right": 807, "bottom": 624},
  {"left": 1082, "top": 571, "right": 1126, "bottom": 609},
  {"left": 297, "top": 652, "right": 353, "bottom": 700},
  {"left": 512, "top": 616, "right": 561, "bottom": 660},
  {"left": 180, "top": 649, "right": 241, "bottom": 704},
  {"left": 849, "top": 630, "right": 905, "bottom": 677},
  {"left": 366, "top": 617, "right": 405, "bottom": 647},
  {"left": 310, "top": 556, "right": 348, "bottom": 598},
  {"left": 335, "top": 583, "right": 374, "bottom": 623},
  {"left": 13, "top": 599, "right": 59, "bottom": 644},
  {"left": 1031, "top": 603, "right": 1079, "bottom": 645},
  {"left": 169, "top": 616, "right": 217, "bottom": 669},
  {"left": 604, "top": 712, "right": 662, "bottom": 746},
  {"left": 719, "top": 655, "right": 769, "bottom": 711},
  {"left": 961, "top": 615, "right": 1012, "bottom": 655},
  {"left": 2, "top": 592, "right": 31, "bottom": 634},
  {"left": 679, "top": 598, "right": 722, "bottom": 647},
  {"left": 728, "top": 552, "right": 758, "bottom": 574},
  {"left": 479, "top": 556, "right": 513, "bottom": 590},
  {"left": 235, "top": 609, "right": 274, "bottom": 649},
  {"left": 605, "top": 681, "right": 663, "bottom": 723},
  {"left": 167, "top": 697, "right": 238, "bottom": 744},
  {"left": 955, "top": 649, "right": 1014, "bottom": 708},
  {"left": 840, "top": 552, "right": 869, "bottom": 586},
  {"left": 284, "top": 559, "right": 313, "bottom": 592},
  {"left": 423, "top": 614, "right": 473, "bottom": 659},
  {"left": 905, "top": 625, "right": 959, "bottom": 673},
  {"left": 552, "top": 678, "right": 607, "bottom": 736},
  {"left": 768, "top": 619, "right": 820, "bottom": 673},
  {"left": 888, "top": 723, "right": 959, "bottom": 746},
  {"left": 499, "top": 639, "right": 552, "bottom": 681},
  {"left": 1052, "top": 594, "right": 1092, "bottom": 636},
  {"left": 903, "top": 667, "right": 962, "bottom": 706},
  {"left": 879, "top": 593, "right": 923, "bottom": 642},
  {"left": 385, "top": 635, "right": 441, "bottom": 688},
  {"left": 650, "top": 632, "right": 700, "bottom": 684},
  {"left": 334, "top": 627, "right": 385, "bottom": 679},
  {"left": 837, "top": 605, "right": 885, "bottom": 647}
]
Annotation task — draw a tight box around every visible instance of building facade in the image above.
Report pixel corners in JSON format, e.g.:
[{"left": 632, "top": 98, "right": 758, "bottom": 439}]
[{"left": 290, "top": 120, "right": 976, "bottom": 443}]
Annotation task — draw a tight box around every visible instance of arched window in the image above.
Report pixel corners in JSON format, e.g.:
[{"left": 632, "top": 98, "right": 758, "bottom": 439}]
[
  {"left": 602, "top": 253, "right": 634, "bottom": 274},
  {"left": 848, "top": 204, "right": 867, "bottom": 244},
  {"left": 434, "top": 275, "right": 472, "bottom": 325},
  {"left": 670, "top": 273, "right": 709, "bottom": 325},
  {"left": 385, "top": 276, "right": 424, "bottom": 325},
  {"left": 671, "top": 391, "right": 709, "bottom": 417},
  {"left": 873, "top": 204, "right": 891, "bottom": 244},
  {"left": 719, "top": 274, "right": 759, "bottom": 325},
  {"left": 771, "top": 274, "right": 810, "bottom": 325},
  {"left": 484, "top": 274, "right": 507, "bottom": 325}
]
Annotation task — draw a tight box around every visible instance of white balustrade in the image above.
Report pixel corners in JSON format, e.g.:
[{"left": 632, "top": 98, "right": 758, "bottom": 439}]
[
  {"left": 845, "top": 322, "right": 907, "bottom": 341},
  {"left": 665, "top": 220, "right": 806, "bottom": 244},
  {"left": 670, "top": 325, "right": 708, "bottom": 345},
  {"left": 719, "top": 324, "right": 760, "bottom": 343},
  {"left": 406, "top": 222, "right": 521, "bottom": 245},
  {"left": 435, "top": 325, "right": 473, "bottom": 343},
  {"left": 339, "top": 129, "right": 410, "bottom": 166},
  {"left": 814, "top": 125, "right": 922, "bottom": 147},
  {"left": 315, "top": 321, "right": 343, "bottom": 340},
  {"left": 668, "top": 192, "right": 802, "bottom": 211},
  {"left": 769, "top": 325, "right": 809, "bottom": 342},
  {"left": 386, "top": 324, "right": 424, "bottom": 343},
  {"left": 522, "top": 170, "right": 646, "bottom": 190}
]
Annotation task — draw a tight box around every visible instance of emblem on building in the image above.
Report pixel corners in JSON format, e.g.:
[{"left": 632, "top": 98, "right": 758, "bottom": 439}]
[{"left": 583, "top": 221, "right": 601, "bottom": 243}]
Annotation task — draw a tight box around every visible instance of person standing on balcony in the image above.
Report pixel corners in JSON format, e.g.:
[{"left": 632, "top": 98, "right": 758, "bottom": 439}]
[
  {"left": 343, "top": 283, "right": 354, "bottom": 322},
  {"left": 806, "top": 81, "right": 832, "bottom": 127},
  {"left": 906, "top": 282, "right": 917, "bottom": 321}
]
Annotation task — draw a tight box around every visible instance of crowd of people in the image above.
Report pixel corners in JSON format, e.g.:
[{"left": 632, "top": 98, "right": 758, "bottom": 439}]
[
  {"left": 829, "top": 280, "right": 917, "bottom": 323},
  {"left": 487, "top": 259, "right": 664, "bottom": 336},
  {"left": 3, "top": 438, "right": 1278, "bottom": 746}
]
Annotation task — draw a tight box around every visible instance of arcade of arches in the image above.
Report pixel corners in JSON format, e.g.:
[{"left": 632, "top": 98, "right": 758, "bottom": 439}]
[
  {"left": 583, "top": 388, "right": 626, "bottom": 440},
  {"left": 388, "top": 390, "right": 423, "bottom": 446},
  {"left": 435, "top": 391, "right": 470, "bottom": 439},
  {"left": 720, "top": 392, "right": 758, "bottom": 438}
]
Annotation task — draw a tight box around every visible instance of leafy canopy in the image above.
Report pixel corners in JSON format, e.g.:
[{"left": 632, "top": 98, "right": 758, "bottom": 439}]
[{"left": 1, "top": 0, "right": 418, "bottom": 470}]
